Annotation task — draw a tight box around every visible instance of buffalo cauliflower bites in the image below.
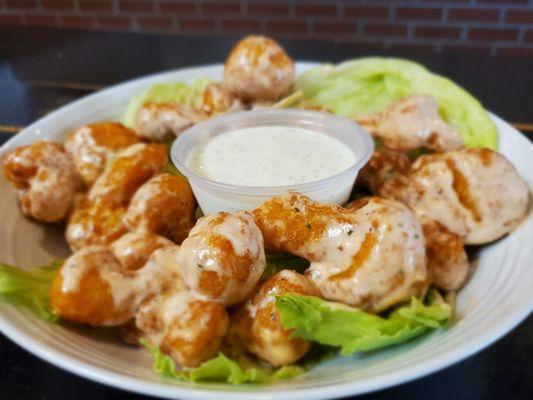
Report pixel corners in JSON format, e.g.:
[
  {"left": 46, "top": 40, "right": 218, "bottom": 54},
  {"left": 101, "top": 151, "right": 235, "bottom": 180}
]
[
  {"left": 177, "top": 211, "right": 266, "bottom": 306},
  {"left": 66, "top": 196, "right": 127, "bottom": 251},
  {"left": 65, "top": 122, "right": 141, "bottom": 187},
  {"left": 123, "top": 173, "right": 196, "bottom": 244},
  {"left": 135, "top": 102, "right": 207, "bottom": 141},
  {"left": 51, "top": 245, "right": 182, "bottom": 326},
  {"left": 405, "top": 148, "right": 529, "bottom": 244},
  {"left": 224, "top": 35, "right": 295, "bottom": 102},
  {"left": 231, "top": 270, "right": 319, "bottom": 366},
  {"left": 201, "top": 83, "right": 242, "bottom": 115},
  {"left": 136, "top": 291, "right": 228, "bottom": 368},
  {"left": 110, "top": 232, "right": 173, "bottom": 271},
  {"left": 3, "top": 141, "right": 80, "bottom": 222},
  {"left": 356, "top": 96, "right": 463, "bottom": 152},
  {"left": 254, "top": 193, "right": 428, "bottom": 313},
  {"left": 88, "top": 143, "right": 167, "bottom": 207}
]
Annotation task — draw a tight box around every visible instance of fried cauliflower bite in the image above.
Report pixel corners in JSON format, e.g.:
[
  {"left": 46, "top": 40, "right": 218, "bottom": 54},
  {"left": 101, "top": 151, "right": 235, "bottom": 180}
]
[
  {"left": 357, "top": 149, "right": 412, "bottom": 201},
  {"left": 110, "top": 232, "right": 173, "bottom": 271},
  {"left": 136, "top": 291, "right": 228, "bottom": 368},
  {"left": 201, "top": 83, "right": 243, "bottom": 115},
  {"left": 422, "top": 219, "right": 469, "bottom": 291},
  {"left": 356, "top": 96, "right": 463, "bottom": 152},
  {"left": 88, "top": 143, "right": 167, "bottom": 207},
  {"left": 405, "top": 148, "right": 529, "bottom": 244},
  {"left": 123, "top": 173, "right": 196, "bottom": 244},
  {"left": 230, "top": 270, "right": 319, "bottom": 367},
  {"left": 66, "top": 196, "right": 127, "bottom": 251},
  {"left": 253, "top": 193, "right": 427, "bottom": 313},
  {"left": 177, "top": 211, "right": 266, "bottom": 306},
  {"left": 135, "top": 102, "right": 207, "bottom": 142},
  {"left": 224, "top": 35, "right": 295, "bottom": 102},
  {"left": 3, "top": 141, "right": 80, "bottom": 222},
  {"left": 50, "top": 245, "right": 180, "bottom": 326},
  {"left": 65, "top": 122, "right": 141, "bottom": 187}
]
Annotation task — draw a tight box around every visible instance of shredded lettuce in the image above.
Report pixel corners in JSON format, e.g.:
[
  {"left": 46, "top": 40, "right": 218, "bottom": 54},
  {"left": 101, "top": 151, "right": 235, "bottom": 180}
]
[
  {"left": 142, "top": 339, "right": 306, "bottom": 384},
  {"left": 297, "top": 58, "right": 498, "bottom": 149},
  {"left": 0, "top": 259, "right": 62, "bottom": 321},
  {"left": 123, "top": 78, "right": 211, "bottom": 128},
  {"left": 275, "top": 289, "right": 451, "bottom": 356}
]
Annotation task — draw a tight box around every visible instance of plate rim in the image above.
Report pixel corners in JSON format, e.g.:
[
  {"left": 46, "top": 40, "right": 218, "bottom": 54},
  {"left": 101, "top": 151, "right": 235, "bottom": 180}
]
[{"left": 0, "top": 62, "right": 532, "bottom": 400}]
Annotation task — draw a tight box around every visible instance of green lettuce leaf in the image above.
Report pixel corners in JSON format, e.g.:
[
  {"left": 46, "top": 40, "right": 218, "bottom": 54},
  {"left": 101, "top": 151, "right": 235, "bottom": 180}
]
[
  {"left": 0, "top": 259, "right": 62, "bottom": 321},
  {"left": 142, "top": 339, "right": 306, "bottom": 384},
  {"left": 275, "top": 289, "right": 451, "bottom": 356},
  {"left": 297, "top": 58, "right": 498, "bottom": 149},
  {"left": 262, "top": 255, "right": 310, "bottom": 280},
  {"left": 123, "top": 78, "right": 211, "bottom": 128}
]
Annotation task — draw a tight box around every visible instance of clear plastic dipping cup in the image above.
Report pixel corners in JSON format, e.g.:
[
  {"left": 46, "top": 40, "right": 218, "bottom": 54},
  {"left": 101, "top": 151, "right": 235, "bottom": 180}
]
[{"left": 171, "top": 109, "right": 374, "bottom": 215}]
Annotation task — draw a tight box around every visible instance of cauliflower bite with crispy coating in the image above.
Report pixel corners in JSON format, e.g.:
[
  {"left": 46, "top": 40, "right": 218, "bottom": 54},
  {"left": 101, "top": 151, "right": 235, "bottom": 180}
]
[
  {"left": 136, "top": 291, "right": 228, "bottom": 368},
  {"left": 51, "top": 245, "right": 182, "bottom": 326},
  {"left": 3, "top": 140, "right": 80, "bottom": 222},
  {"left": 177, "top": 211, "right": 266, "bottom": 306},
  {"left": 356, "top": 95, "right": 463, "bottom": 152},
  {"left": 135, "top": 102, "right": 207, "bottom": 142},
  {"left": 421, "top": 218, "right": 469, "bottom": 291},
  {"left": 230, "top": 270, "right": 319, "bottom": 366},
  {"left": 253, "top": 193, "right": 427, "bottom": 313},
  {"left": 405, "top": 148, "right": 529, "bottom": 244},
  {"left": 65, "top": 122, "right": 141, "bottom": 188},
  {"left": 224, "top": 35, "right": 295, "bottom": 102},
  {"left": 88, "top": 143, "right": 167, "bottom": 207},
  {"left": 201, "top": 83, "right": 242, "bottom": 115},
  {"left": 66, "top": 196, "right": 127, "bottom": 251},
  {"left": 110, "top": 232, "right": 173, "bottom": 271},
  {"left": 123, "top": 173, "right": 196, "bottom": 244}
]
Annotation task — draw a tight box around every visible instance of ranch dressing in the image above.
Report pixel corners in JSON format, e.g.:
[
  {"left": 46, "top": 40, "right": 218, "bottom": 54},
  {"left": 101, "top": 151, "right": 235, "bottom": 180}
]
[{"left": 186, "top": 126, "right": 356, "bottom": 186}]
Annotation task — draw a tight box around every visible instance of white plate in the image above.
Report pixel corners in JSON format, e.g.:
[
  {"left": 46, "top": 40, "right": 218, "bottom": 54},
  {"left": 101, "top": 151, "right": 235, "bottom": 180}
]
[{"left": 0, "top": 63, "right": 532, "bottom": 400}]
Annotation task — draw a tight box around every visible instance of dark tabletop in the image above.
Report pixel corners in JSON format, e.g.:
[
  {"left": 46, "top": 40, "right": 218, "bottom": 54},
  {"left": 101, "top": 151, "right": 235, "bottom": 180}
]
[{"left": 0, "top": 27, "right": 531, "bottom": 400}]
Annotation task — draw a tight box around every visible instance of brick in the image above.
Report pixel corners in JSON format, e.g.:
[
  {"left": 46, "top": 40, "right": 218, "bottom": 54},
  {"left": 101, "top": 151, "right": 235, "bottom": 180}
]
[
  {"left": 98, "top": 16, "right": 132, "bottom": 29},
  {"left": 442, "top": 44, "right": 492, "bottom": 55},
  {"left": 414, "top": 26, "right": 461, "bottom": 39},
  {"left": 449, "top": 8, "right": 500, "bottom": 22},
  {"left": 0, "top": 14, "right": 24, "bottom": 26},
  {"left": 525, "top": 30, "right": 533, "bottom": 43},
  {"left": 61, "top": 16, "right": 95, "bottom": 29},
  {"left": 221, "top": 19, "right": 261, "bottom": 33},
  {"left": 42, "top": 0, "right": 74, "bottom": 10},
  {"left": 159, "top": 1, "right": 196, "bottom": 14},
  {"left": 396, "top": 7, "right": 443, "bottom": 21},
  {"left": 247, "top": 3, "right": 288, "bottom": 15},
  {"left": 496, "top": 46, "right": 533, "bottom": 57},
  {"left": 294, "top": 3, "right": 337, "bottom": 16},
  {"left": 345, "top": 5, "right": 389, "bottom": 19},
  {"left": 315, "top": 21, "right": 356, "bottom": 35},
  {"left": 25, "top": 15, "right": 57, "bottom": 27},
  {"left": 266, "top": 20, "right": 307, "bottom": 35},
  {"left": 202, "top": 2, "right": 240, "bottom": 15},
  {"left": 469, "top": 28, "right": 519, "bottom": 42},
  {"left": 79, "top": 0, "right": 113, "bottom": 12},
  {"left": 179, "top": 18, "right": 215, "bottom": 31},
  {"left": 478, "top": 0, "right": 527, "bottom": 4},
  {"left": 348, "top": 40, "right": 386, "bottom": 52},
  {"left": 506, "top": 10, "right": 533, "bottom": 24},
  {"left": 138, "top": 17, "right": 173, "bottom": 30},
  {"left": 5, "top": 0, "right": 36, "bottom": 9},
  {"left": 389, "top": 42, "right": 438, "bottom": 53},
  {"left": 118, "top": 1, "right": 154, "bottom": 13},
  {"left": 364, "top": 24, "right": 407, "bottom": 37}
]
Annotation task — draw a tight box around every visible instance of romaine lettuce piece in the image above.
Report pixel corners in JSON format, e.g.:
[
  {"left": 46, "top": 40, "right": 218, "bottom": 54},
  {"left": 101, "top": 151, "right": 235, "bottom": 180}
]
[
  {"left": 275, "top": 289, "right": 451, "bottom": 356},
  {"left": 123, "top": 78, "right": 211, "bottom": 128},
  {"left": 142, "top": 339, "right": 305, "bottom": 384},
  {"left": 297, "top": 58, "right": 498, "bottom": 149},
  {"left": 0, "top": 259, "right": 62, "bottom": 321}
]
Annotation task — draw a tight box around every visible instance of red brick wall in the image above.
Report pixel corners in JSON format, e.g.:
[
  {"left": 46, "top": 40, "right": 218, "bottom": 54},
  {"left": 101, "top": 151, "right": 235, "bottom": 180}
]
[{"left": 1, "top": 0, "right": 532, "bottom": 57}]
